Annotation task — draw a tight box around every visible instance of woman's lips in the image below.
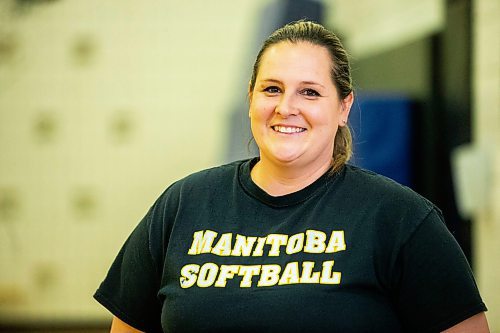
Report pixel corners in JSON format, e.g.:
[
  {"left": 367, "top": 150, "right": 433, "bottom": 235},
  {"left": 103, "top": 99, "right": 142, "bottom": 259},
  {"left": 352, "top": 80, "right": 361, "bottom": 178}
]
[{"left": 272, "top": 125, "right": 306, "bottom": 133}]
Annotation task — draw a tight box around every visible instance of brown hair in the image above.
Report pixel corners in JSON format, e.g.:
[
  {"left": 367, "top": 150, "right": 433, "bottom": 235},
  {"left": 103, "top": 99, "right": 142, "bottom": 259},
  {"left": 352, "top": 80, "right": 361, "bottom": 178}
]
[{"left": 249, "top": 20, "right": 353, "bottom": 172}]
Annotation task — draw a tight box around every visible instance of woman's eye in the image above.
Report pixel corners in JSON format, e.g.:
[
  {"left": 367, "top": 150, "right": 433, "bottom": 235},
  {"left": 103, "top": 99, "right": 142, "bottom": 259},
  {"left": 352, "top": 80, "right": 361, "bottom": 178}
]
[
  {"left": 301, "top": 88, "right": 320, "bottom": 97},
  {"left": 263, "top": 86, "right": 281, "bottom": 94}
]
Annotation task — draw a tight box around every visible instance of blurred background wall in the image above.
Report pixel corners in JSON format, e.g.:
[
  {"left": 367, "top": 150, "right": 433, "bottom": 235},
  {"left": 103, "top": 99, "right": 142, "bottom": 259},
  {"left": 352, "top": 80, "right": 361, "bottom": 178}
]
[
  {"left": 0, "top": 0, "right": 267, "bottom": 326},
  {"left": 0, "top": 0, "right": 498, "bottom": 331}
]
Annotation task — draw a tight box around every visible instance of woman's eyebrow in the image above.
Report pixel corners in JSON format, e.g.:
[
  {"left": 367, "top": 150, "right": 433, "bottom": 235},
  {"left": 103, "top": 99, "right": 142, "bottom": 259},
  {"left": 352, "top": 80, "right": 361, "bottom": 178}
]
[
  {"left": 259, "top": 78, "right": 282, "bottom": 84},
  {"left": 301, "top": 81, "right": 326, "bottom": 89},
  {"left": 259, "top": 79, "right": 325, "bottom": 89}
]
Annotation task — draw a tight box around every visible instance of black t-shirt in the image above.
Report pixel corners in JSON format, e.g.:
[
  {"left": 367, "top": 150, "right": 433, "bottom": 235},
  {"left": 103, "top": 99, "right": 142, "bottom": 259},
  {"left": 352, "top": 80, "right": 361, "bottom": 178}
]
[{"left": 94, "top": 158, "right": 486, "bottom": 333}]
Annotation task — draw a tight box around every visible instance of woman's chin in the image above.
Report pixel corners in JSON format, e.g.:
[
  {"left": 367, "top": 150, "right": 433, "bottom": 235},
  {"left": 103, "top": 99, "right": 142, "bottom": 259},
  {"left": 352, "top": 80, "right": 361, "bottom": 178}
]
[
  {"left": 268, "top": 151, "right": 304, "bottom": 165},
  {"left": 263, "top": 149, "right": 332, "bottom": 170}
]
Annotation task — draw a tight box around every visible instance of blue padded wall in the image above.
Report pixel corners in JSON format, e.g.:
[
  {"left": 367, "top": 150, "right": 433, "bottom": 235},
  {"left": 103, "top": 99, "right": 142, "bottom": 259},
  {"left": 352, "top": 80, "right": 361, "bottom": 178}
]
[{"left": 349, "top": 94, "right": 414, "bottom": 187}]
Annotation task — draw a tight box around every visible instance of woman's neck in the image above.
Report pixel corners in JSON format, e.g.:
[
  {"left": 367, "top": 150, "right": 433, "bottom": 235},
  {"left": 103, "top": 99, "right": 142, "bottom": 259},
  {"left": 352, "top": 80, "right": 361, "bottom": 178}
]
[{"left": 250, "top": 157, "right": 332, "bottom": 196}]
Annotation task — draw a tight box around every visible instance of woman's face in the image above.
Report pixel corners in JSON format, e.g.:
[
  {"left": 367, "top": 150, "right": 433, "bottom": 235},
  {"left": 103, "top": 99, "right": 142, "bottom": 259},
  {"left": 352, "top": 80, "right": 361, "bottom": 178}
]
[{"left": 249, "top": 41, "right": 353, "bottom": 170}]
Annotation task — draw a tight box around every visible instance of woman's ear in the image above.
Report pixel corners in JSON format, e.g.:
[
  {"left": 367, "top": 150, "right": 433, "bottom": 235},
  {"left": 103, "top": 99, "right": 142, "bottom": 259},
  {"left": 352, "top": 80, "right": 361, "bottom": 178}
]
[
  {"left": 339, "top": 91, "right": 354, "bottom": 126},
  {"left": 248, "top": 81, "right": 253, "bottom": 103},
  {"left": 248, "top": 81, "right": 253, "bottom": 118}
]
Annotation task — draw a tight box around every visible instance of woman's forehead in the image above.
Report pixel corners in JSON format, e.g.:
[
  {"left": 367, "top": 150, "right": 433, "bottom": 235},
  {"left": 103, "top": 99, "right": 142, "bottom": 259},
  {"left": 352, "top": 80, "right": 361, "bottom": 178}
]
[{"left": 256, "top": 41, "right": 334, "bottom": 84}]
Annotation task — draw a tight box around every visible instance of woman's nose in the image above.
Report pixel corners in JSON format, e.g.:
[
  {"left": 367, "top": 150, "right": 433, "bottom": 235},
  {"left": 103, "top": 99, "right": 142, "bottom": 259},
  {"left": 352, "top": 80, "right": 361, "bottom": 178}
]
[{"left": 275, "top": 93, "right": 299, "bottom": 117}]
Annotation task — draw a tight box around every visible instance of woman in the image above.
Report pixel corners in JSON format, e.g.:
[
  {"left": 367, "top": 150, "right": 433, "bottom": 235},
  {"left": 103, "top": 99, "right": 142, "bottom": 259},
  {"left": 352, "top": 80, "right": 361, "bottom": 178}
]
[{"left": 95, "top": 21, "right": 489, "bottom": 332}]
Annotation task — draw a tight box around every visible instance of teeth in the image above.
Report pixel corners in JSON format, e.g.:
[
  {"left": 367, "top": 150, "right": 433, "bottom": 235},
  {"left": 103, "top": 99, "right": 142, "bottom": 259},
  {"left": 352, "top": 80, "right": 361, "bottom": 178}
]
[{"left": 273, "top": 126, "right": 306, "bottom": 133}]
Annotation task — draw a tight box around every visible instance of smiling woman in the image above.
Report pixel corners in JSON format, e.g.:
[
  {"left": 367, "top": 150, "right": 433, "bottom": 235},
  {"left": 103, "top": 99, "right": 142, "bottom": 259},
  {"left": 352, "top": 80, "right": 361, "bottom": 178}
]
[
  {"left": 248, "top": 41, "right": 353, "bottom": 196},
  {"left": 94, "top": 21, "right": 489, "bottom": 333}
]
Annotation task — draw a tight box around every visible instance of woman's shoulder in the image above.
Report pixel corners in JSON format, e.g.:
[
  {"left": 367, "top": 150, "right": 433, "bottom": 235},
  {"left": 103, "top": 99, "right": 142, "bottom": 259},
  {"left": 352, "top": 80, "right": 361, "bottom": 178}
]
[
  {"left": 159, "top": 159, "right": 249, "bottom": 197},
  {"left": 340, "top": 164, "right": 437, "bottom": 219},
  {"left": 181, "top": 159, "right": 246, "bottom": 185},
  {"left": 338, "top": 165, "right": 443, "bottom": 247},
  {"left": 146, "top": 159, "right": 249, "bottom": 221},
  {"left": 343, "top": 164, "right": 432, "bottom": 201}
]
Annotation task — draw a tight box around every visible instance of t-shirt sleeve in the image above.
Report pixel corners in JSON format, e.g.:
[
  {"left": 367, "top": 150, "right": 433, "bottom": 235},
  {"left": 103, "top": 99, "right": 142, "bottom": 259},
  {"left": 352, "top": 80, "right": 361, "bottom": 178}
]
[
  {"left": 93, "top": 211, "right": 163, "bottom": 333},
  {"left": 394, "top": 209, "right": 487, "bottom": 332}
]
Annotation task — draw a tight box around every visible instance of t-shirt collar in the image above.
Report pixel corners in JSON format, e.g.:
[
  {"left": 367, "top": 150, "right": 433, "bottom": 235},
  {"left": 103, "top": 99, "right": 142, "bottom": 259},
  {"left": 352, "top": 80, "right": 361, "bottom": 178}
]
[{"left": 238, "top": 157, "right": 340, "bottom": 208}]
